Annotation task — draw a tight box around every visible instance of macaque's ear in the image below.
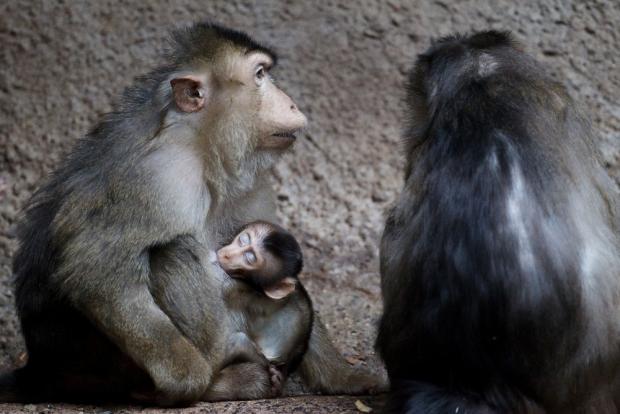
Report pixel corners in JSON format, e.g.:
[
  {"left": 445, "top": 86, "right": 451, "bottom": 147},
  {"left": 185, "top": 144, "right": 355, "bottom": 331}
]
[
  {"left": 170, "top": 76, "right": 206, "bottom": 113},
  {"left": 264, "top": 277, "right": 296, "bottom": 300}
]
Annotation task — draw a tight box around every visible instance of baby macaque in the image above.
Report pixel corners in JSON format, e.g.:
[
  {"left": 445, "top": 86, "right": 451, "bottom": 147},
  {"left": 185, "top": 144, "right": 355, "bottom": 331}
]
[
  {"left": 212, "top": 221, "right": 313, "bottom": 396},
  {"left": 216, "top": 221, "right": 304, "bottom": 300}
]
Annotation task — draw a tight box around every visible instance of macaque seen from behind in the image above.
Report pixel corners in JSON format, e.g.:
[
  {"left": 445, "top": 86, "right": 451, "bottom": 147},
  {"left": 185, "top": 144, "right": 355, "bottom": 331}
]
[{"left": 377, "top": 31, "right": 620, "bottom": 413}]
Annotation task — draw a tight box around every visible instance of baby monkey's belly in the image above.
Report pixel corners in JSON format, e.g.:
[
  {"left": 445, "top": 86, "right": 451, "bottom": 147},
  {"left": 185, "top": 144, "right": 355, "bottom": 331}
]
[{"left": 251, "top": 306, "right": 302, "bottom": 365}]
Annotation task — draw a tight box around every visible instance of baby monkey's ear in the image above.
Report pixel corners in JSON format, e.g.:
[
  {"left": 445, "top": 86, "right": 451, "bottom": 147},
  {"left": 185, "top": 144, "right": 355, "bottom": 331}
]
[{"left": 264, "top": 277, "right": 296, "bottom": 300}]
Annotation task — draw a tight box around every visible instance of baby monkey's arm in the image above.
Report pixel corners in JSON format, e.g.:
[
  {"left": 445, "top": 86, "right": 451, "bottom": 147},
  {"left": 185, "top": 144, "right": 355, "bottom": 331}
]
[{"left": 222, "top": 332, "right": 269, "bottom": 367}]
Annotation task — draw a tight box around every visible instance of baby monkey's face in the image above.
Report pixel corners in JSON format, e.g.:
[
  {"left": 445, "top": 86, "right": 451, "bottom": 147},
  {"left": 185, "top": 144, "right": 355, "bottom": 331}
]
[
  {"left": 216, "top": 221, "right": 301, "bottom": 300},
  {"left": 216, "top": 224, "right": 278, "bottom": 278}
]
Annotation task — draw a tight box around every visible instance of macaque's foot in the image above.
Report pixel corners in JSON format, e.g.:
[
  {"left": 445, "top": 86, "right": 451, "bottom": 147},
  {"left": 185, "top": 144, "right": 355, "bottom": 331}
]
[
  {"left": 269, "top": 364, "right": 284, "bottom": 396},
  {"left": 344, "top": 369, "right": 389, "bottom": 395}
]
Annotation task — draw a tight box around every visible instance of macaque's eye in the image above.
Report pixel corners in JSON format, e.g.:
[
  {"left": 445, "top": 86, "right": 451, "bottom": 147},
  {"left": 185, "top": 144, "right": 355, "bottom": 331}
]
[
  {"left": 239, "top": 232, "right": 250, "bottom": 246},
  {"left": 254, "top": 65, "right": 266, "bottom": 85},
  {"left": 245, "top": 251, "right": 257, "bottom": 265}
]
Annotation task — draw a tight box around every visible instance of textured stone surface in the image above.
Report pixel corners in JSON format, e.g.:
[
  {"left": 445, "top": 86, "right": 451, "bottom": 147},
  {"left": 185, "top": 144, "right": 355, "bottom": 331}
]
[{"left": 0, "top": 0, "right": 618, "bottom": 412}]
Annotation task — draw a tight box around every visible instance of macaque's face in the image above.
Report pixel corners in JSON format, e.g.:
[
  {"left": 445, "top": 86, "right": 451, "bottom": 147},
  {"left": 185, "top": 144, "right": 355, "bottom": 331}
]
[
  {"left": 244, "top": 52, "right": 307, "bottom": 150},
  {"left": 216, "top": 224, "right": 278, "bottom": 278},
  {"left": 170, "top": 50, "right": 307, "bottom": 153}
]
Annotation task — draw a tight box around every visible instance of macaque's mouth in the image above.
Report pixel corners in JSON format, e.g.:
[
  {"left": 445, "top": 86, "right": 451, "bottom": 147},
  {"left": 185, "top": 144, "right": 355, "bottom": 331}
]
[
  {"left": 271, "top": 131, "right": 297, "bottom": 140},
  {"left": 259, "top": 130, "right": 301, "bottom": 150}
]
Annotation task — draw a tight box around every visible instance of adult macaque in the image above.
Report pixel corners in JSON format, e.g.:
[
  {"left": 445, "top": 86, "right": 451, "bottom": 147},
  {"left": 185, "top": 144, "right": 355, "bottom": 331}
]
[
  {"left": 2, "top": 22, "right": 378, "bottom": 406},
  {"left": 377, "top": 31, "right": 620, "bottom": 413}
]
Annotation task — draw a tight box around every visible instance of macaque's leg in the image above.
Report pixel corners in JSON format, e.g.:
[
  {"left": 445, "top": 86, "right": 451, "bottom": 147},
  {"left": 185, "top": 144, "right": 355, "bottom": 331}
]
[
  {"left": 202, "top": 362, "right": 273, "bottom": 402},
  {"left": 202, "top": 333, "right": 276, "bottom": 402}
]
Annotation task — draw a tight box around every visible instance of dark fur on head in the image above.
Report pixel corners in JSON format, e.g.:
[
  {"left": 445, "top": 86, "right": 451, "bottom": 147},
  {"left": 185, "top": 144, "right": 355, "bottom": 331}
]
[
  {"left": 402, "top": 31, "right": 536, "bottom": 177},
  {"left": 169, "top": 21, "right": 278, "bottom": 66},
  {"left": 262, "top": 225, "right": 303, "bottom": 278}
]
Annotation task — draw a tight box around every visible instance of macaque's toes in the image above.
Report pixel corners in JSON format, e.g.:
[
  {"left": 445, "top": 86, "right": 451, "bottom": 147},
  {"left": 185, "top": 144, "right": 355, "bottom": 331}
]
[{"left": 269, "top": 364, "right": 284, "bottom": 396}]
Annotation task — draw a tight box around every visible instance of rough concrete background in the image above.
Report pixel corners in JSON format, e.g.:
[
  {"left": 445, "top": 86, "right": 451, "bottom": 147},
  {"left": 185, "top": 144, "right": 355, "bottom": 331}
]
[{"left": 0, "top": 0, "right": 618, "bottom": 412}]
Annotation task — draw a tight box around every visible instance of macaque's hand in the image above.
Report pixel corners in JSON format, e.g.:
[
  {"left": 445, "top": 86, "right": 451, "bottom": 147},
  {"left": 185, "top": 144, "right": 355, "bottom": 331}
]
[{"left": 268, "top": 364, "right": 285, "bottom": 397}]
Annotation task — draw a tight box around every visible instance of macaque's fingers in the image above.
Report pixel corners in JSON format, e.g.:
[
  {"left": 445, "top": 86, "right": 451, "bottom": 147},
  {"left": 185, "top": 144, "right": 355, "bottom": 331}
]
[
  {"left": 269, "top": 364, "right": 285, "bottom": 396},
  {"left": 202, "top": 362, "right": 271, "bottom": 402},
  {"left": 81, "top": 283, "right": 211, "bottom": 405},
  {"left": 299, "top": 314, "right": 382, "bottom": 394}
]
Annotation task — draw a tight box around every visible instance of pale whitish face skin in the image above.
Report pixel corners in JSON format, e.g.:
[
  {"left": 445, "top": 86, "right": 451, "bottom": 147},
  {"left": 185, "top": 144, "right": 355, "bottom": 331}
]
[
  {"left": 211, "top": 50, "right": 307, "bottom": 151},
  {"left": 216, "top": 224, "right": 281, "bottom": 279},
  {"left": 244, "top": 51, "right": 307, "bottom": 150},
  {"left": 168, "top": 49, "right": 307, "bottom": 152}
]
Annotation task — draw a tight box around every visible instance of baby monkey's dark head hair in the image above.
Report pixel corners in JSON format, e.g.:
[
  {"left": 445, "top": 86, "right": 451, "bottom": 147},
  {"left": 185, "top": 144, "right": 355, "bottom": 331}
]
[
  {"left": 244, "top": 221, "right": 303, "bottom": 292},
  {"left": 261, "top": 224, "right": 304, "bottom": 279}
]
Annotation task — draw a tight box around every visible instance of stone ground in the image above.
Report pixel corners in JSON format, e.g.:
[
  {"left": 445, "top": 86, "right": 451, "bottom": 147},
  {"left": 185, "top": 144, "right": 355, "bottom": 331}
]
[{"left": 0, "top": 0, "right": 618, "bottom": 413}]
